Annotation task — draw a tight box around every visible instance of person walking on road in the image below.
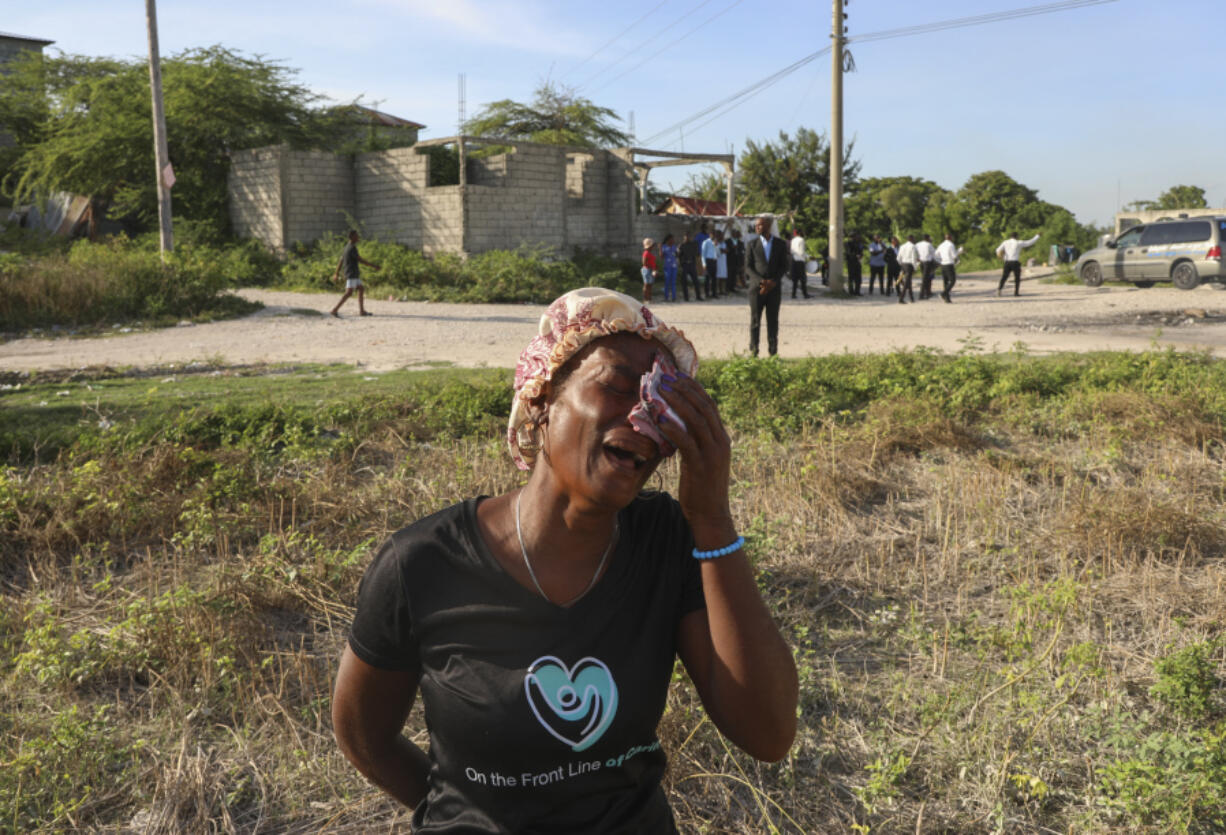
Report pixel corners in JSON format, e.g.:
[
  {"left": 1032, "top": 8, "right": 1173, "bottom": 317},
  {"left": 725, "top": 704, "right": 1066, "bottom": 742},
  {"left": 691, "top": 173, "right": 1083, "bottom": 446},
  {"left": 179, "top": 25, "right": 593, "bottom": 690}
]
[
  {"left": 789, "top": 229, "right": 811, "bottom": 299},
  {"left": 746, "top": 216, "right": 788, "bottom": 357},
  {"left": 935, "top": 232, "right": 962, "bottom": 303},
  {"left": 867, "top": 235, "right": 887, "bottom": 295},
  {"left": 895, "top": 235, "right": 918, "bottom": 304},
  {"left": 331, "top": 230, "right": 380, "bottom": 317},
  {"left": 915, "top": 234, "right": 937, "bottom": 300},
  {"left": 996, "top": 231, "right": 1042, "bottom": 296}
]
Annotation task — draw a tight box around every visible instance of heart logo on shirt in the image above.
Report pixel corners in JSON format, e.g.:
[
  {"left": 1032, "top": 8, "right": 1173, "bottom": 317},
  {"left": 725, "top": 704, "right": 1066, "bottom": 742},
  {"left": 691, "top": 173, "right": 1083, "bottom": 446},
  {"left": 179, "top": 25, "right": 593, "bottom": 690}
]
[{"left": 524, "top": 655, "right": 619, "bottom": 752}]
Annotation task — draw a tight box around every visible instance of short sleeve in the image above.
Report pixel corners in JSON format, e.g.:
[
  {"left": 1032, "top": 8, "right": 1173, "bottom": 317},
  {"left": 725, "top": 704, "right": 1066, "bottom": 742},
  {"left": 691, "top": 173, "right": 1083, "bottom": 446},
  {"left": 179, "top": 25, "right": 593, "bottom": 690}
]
[{"left": 347, "top": 535, "right": 420, "bottom": 672}]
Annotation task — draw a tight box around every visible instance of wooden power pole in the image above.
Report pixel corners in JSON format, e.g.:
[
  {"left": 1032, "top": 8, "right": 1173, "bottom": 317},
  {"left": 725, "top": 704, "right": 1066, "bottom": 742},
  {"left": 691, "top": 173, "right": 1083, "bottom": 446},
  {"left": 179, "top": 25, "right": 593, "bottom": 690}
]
[
  {"left": 828, "top": 0, "right": 846, "bottom": 294},
  {"left": 146, "top": 0, "right": 173, "bottom": 258}
]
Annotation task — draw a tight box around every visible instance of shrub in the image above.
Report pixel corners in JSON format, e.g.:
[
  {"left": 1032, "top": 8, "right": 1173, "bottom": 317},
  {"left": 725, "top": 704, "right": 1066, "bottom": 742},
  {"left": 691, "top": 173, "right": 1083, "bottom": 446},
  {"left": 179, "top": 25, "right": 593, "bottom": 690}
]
[{"left": 0, "top": 235, "right": 262, "bottom": 331}]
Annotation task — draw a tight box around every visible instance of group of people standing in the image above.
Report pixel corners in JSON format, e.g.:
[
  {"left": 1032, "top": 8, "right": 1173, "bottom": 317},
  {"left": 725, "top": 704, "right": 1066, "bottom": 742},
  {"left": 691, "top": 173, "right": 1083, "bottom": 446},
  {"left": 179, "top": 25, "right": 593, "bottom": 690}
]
[
  {"left": 641, "top": 222, "right": 748, "bottom": 303},
  {"left": 638, "top": 218, "right": 1045, "bottom": 360},
  {"left": 788, "top": 230, "right": 962, "bottom": 303}
]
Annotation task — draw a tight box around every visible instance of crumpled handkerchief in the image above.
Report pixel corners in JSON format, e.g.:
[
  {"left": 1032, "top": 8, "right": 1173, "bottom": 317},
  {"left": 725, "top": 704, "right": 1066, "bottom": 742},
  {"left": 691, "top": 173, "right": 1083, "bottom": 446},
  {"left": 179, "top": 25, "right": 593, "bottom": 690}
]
[{"left": 629, "top": 353, "right": 686, "bottom": 457}]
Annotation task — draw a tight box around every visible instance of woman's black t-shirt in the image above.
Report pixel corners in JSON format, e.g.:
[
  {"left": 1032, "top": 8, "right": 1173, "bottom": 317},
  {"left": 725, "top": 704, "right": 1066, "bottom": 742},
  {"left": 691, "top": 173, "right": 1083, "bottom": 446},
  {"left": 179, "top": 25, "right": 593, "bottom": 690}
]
[{"left": 348, "top": 491, "right": 705, "bottom": 833}]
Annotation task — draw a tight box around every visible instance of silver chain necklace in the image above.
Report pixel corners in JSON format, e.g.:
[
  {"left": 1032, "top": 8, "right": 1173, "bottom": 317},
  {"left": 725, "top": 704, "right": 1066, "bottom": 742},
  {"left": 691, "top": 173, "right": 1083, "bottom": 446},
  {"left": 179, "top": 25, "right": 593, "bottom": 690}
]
[{"left": 515, "top": 492, "right": 618, "bottom": 606}]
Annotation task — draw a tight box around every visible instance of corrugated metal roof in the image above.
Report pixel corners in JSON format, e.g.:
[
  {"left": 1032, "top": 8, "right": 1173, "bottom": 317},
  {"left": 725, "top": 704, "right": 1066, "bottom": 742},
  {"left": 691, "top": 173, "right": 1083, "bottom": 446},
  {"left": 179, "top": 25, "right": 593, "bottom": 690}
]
[
  {"left": 657, "top": 195, "right": 734, "bottom": 216},
  {"left": 0, "top": 32, "right": 55, "bottom": 45}
]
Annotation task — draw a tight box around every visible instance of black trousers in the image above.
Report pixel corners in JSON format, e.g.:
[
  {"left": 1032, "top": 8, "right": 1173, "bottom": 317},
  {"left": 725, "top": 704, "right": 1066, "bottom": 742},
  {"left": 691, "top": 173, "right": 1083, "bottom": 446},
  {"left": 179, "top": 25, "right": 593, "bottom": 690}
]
[
  {"left": 886, "top": 264, "right": 899, "bottom": 295},
  {"left": 868, "top": 265, "right": 886, "bottom": 294},
  {"left": 749, "top": 285, "right": 781, "bottom": 356},
  {"left": 999, "top": 260, "right": 1022, "bottom": 294},
  {"left": 940, "top": 264, "right": 956, "bottom": 299},
  {"left": 897, "top": 263, "right": 915, "bottom": 302},
  {"left": 920, "top": 261, "right": 936, "bottom": 298},
  {"left": 705, "top": 259, "right": 718, "bottom": 297},
  {"left": 680, "top": 263, "right": 700, "bottom": 300},
  {"left": 790, "top": 260, "right": 809, "bottom": 298},
  {"left": 847, "top": 259, "right": 862, "bottom": 295}
]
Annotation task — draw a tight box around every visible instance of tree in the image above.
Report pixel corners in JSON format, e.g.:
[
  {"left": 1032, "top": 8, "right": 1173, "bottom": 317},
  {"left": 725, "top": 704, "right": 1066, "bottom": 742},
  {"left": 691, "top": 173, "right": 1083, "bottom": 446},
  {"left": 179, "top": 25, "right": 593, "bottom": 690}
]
[
  {"left": 955, "top": 170, "right": 1039, "bottom": 240},
  {"left": 1126, "top": 184, "right": 1209, "bottom": 211},
  {"left": 736, "top": 127, "right": 859, "bottom": 235},
  {"left": 681, "top": 169, "right": 727, "bottom": 203},
  {"left": 0, "top": 46, "right": 343, "bottom": 233},
  {"left": 844, "top": 175, "right": 943, "bottom": 238},
  {"left": 463, "top": 81, "right": 629, "bottom": 148}
]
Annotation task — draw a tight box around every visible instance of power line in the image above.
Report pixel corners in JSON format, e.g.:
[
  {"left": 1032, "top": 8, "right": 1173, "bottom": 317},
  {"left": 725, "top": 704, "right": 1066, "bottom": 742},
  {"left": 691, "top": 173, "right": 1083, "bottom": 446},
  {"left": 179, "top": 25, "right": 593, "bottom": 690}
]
[
  {"left": 574, "top": 0, "right": 716, "bottom": 90},
  {"left": 642, "top": 0, "right": 1117, "bottom": 148},
  {"left": 588, "top": 0, "right": 748, "bottom": 95},
  {"left": 562, "top": 0, "right": 669, "bottom": 83},
  {"left": 849, "top": 0, "right": 1117, "bottom": 45},
  {"left": 642, "top": 47, "right": 830, "bottom": 146},
  {"left": 573, "top": 0, "right": 731, "bottom": 93}
]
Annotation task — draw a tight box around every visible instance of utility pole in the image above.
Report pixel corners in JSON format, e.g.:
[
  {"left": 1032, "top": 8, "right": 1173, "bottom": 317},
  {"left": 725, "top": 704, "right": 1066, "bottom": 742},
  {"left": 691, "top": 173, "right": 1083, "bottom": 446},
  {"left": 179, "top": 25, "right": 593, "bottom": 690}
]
[
  {"left": 458, "top": 73, "right": 466, "bottom": 133},
  {"left": 828, "top": 0, "right": 846, "bottom": 294},
  {"left": 145, "top": 0, "right": 173, "bottom": 258}
]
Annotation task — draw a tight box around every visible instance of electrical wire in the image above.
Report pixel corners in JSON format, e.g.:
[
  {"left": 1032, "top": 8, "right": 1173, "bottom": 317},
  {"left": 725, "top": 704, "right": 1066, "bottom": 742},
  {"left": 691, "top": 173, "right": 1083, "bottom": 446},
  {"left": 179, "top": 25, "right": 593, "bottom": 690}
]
[
  {"left": 642, "top": 47, "right": 830, "bottom": 146},
  {"left": 562, "top": 0, "right": 669, "bottom": 82},
  {"left": 573, "top": 0, "right": 717, "bottom": 91},
  {"left": 849, "top": 0, "right": 1117, "bottom": 45},
  {"left": 641, "top": 0, "right": 1117, "bottom": 148},
  {"left": 581, "top": 0, "right": 749, "bottom": 94}
]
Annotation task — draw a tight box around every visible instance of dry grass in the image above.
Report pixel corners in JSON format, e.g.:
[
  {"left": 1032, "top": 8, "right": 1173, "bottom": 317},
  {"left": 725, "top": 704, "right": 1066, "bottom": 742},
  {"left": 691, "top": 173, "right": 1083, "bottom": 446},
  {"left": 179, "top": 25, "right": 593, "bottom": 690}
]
[{"left": 3, "top": 362, "right": 1225, "bottom": 833}]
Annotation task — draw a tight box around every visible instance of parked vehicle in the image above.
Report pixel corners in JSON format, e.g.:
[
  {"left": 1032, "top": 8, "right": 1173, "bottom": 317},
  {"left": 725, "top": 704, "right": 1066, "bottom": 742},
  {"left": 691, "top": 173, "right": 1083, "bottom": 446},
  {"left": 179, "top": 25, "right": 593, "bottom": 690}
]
[{"left": 1076, "top": 216, "right": 1226, "bottom": 290}]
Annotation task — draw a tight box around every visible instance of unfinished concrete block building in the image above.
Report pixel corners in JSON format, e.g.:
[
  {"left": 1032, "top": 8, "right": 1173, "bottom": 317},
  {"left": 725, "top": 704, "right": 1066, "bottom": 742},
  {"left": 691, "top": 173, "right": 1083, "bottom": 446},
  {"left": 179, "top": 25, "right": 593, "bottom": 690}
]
[{"left": 227, "top": 137, "right": 734, "bottom": 258}]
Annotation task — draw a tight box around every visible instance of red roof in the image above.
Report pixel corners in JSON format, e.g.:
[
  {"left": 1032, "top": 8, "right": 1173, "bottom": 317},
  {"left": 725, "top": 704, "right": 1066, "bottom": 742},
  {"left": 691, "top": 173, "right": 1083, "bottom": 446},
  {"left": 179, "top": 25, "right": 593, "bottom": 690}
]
[{"left": 657, "top": 195, "right": 735, "bottom": 216}]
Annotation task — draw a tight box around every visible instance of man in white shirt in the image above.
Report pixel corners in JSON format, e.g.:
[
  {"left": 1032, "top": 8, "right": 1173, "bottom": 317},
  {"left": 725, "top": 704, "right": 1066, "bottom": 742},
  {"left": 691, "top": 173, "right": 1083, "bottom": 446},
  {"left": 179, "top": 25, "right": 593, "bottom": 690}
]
[
  {"left": 934, "top": 233, "right": 963, "bottom": 303},
  {"left": 915, "top": 234, "right": 938, "bottom": 300},
  {"left": 788, "top": 229, "right": 810, "bottom": 299},
  {"left": 895, "top": 235, "right": 918, "bottom": 304},
  {"left": 995, "top": 231, "right": 1042, "bottom": 296}
]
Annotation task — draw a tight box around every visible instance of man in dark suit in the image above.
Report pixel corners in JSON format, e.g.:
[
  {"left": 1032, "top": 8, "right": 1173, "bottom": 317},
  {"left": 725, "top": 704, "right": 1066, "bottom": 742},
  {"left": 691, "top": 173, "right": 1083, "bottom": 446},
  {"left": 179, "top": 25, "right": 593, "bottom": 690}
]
[{"left": 745, "top": 216, "right": 788, "bottom": 357}]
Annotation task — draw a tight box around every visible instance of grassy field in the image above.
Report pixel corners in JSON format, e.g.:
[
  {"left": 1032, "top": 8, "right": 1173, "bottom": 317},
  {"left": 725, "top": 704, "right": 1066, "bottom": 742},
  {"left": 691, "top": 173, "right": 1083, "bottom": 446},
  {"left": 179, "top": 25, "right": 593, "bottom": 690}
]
[{"left": 2, "top": 350, "right": 1225, "bottom": 833}]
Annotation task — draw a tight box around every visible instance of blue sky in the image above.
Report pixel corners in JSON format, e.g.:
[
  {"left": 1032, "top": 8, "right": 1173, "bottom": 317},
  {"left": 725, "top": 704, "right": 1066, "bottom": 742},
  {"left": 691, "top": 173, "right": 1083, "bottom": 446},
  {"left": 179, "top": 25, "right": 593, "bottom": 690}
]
[{"left": 8, "top": 0, "right": 1224, "bottom": 227}]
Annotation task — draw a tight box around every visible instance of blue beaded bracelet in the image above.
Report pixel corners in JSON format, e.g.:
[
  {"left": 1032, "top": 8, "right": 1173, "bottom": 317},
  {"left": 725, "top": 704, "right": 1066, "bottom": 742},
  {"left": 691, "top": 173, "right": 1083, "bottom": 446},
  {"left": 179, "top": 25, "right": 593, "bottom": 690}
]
[{"left": 692, "top": 536, "right": 745, "bottom": 560}]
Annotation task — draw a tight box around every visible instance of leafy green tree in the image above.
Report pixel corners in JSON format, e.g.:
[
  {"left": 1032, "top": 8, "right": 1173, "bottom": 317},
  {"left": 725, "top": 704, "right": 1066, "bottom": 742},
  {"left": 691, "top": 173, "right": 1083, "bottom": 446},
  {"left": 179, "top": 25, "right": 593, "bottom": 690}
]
[
  {"left": 463, "top": 81, "right": 629, "bottom": 148},
  {"left": 845, "top": 175, "right": 943, "bottom": 238},
  {"left": 956, "top": 170, "right": 1038, "bottom": 240},
  {"left": 737, "top": 127, "right": 859, "bottom": 235},
  {"left": 1126, "top": 184, "right": 1210, "bottom": 211},
  {"left": 0, "top": 46, "right": 343, "bottom": 233},
  {"left": 681, "top": 169, "right": 727, "bottom": 203}
]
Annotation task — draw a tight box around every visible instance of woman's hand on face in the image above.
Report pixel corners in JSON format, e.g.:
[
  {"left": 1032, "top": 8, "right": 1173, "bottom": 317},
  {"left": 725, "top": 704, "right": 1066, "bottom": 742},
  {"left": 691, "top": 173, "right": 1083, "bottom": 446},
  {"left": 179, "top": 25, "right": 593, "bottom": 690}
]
[{"left": 655, "top": 374, "right": 733, "bottom": 529}]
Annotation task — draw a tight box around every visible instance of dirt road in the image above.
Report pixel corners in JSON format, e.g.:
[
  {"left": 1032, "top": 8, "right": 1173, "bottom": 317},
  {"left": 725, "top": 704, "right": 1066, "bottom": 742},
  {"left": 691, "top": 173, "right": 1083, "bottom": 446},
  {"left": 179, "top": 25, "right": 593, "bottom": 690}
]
[{"left": 4, "top": 272, "right": 1226, "bottom": 372}]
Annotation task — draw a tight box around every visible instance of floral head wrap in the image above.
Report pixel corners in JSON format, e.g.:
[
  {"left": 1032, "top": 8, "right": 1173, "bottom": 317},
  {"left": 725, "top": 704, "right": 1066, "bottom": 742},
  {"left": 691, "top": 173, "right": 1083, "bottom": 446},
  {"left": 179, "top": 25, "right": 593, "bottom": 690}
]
[{"left": 507, "top": 287, "right": 698, "bottom": 470}]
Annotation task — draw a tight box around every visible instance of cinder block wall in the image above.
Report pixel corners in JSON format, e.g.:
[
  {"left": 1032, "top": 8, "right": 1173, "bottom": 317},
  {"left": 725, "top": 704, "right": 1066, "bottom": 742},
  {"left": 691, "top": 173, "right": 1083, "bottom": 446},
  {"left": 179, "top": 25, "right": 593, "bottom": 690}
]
[
  {"left": 421, "top": 188, "right": 464, "bottom": 255},
  {"left": 466, "top": 144, "right": 568, "bottom": 254},
  {"left": 227, "top": 140, "right": 659, "bottom": 258},
  {"left": 633, "top": 216, "right": 701, "bottom": 259},
  {"left": 228, "top": 147, "right": 284, "bottom": 251},
  {"left": 282, "top": 150, "right": 354, "bottom": 246},
  {"left": 356, "top": 146, "right": 426, "bottom": 248},
  {"left": 564, "top": 151, "right": 611, "bottom": 253}
]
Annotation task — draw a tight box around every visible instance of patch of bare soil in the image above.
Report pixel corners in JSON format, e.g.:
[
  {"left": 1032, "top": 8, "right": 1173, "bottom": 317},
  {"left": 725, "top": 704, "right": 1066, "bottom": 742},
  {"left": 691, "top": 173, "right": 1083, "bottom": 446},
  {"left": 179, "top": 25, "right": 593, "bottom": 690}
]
[{"left": 4, "top": 273, "right": 1226, "bottom": 372}]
